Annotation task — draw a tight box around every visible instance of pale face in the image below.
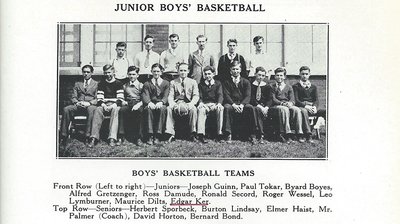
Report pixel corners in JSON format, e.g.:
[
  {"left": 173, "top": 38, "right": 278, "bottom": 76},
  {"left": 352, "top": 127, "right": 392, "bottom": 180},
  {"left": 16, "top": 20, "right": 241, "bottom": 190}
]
[
  {"left": 169, "top": 37, "right": 179, "bottom": 49},
  {"left": 151, "top": 66, "right": 162, "bottom": 79},
  {"left": 300, "top": 69, "right": 310, "bottom": 82},
  {"left": 82, "top": 67, "right": 93, "bottom": 80},
  {"left": 104, "top": 68, "right": 114, "bottom": 81},
  {"left": 227, "top": 42, "right": 237, "bottom": 54},
  {"left": 275, "top": 72, "right": 285, "bottom": 84},
  {"left": 144, "top": 38, "right": 154, "bottom": 51},
  {"left": 178, "top": 64, "right": 189, "bottom": 79},
  {"left": 256, "top": 71, "right": 266, "bottom": 82},
  {"left": 116, "top": 46, "right": 126, "bottom": 58},
  {"left": 230, "top": 64, "right": 241, "bottom": 78},
  {"left": 204, "top": 70, "right": 215, "bottom": 82},
  {"left": 254, "top": 39, "right": 264, "bottom": 52},
  {"left": 196, "top": 37, "right": 207, "bottom": 50},
  {"left": 127, "top": 70, "right": 138, "bottom": 82}
]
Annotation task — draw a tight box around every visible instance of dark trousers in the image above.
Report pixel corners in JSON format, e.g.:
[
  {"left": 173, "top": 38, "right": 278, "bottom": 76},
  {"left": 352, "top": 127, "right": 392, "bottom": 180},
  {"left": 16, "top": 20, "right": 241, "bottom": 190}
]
[
  {"left": 143, "top": 105, "right": 167, "bottom": 135},
  {"left": 253, "top": 106, "right": 271, "bottom": 135},
  {"left": 223, "top": 104, "right": 256, "bottom": 137},
  {"left": 60, "top": 104, "right": 97, "bottom": 138},
  {"left": 118, "top": 105, "right": 143, "bottom": 140}
]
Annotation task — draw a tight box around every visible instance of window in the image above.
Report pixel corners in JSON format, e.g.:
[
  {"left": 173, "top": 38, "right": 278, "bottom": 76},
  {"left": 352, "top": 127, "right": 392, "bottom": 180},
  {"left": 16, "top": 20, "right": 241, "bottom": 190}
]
[
  {"left": 93, "top": 24, "right": 143, "bottom": 67},
  {"left": 59, "top": 24, "right": 81, "bottom": 67}
]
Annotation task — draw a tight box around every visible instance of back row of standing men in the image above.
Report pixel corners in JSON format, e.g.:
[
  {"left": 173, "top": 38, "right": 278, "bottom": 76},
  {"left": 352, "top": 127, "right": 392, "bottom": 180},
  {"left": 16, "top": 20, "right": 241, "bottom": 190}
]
[{"left": 60, "top": 34, "right": 325, "bottom": 147}]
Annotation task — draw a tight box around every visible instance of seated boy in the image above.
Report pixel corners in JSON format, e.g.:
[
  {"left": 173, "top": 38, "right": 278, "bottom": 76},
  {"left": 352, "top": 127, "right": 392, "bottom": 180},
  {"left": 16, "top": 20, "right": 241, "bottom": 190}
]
[
  {"left": 118, "top": 66, "right": 144, "bottom": 146},
  {"left": 292, "top": 66, "right": 326, "bottom": 142},
  {"left": 197, "top": 66, "right": 224, "bottom": 143},
  {"left": 250, "top": 66, "right": 273, "bottom": 143},
  {"left": 271, "top": 67, "right": 304, "bottom": 142},
  {"left": 88, "top": 64, "right": 124, "bottom": 147},
  {"left": 142, "top": 63, "right": 170, "bottom": 145},
  {"left": 222, "top": 61, "right": 256, "bottom": 144}
]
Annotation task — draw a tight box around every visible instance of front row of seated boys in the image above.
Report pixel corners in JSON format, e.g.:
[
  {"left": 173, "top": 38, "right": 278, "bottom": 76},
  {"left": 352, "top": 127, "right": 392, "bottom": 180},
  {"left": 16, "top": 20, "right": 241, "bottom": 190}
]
[{"left": 60, "top": 62, "right": 325, "bottom": 147}]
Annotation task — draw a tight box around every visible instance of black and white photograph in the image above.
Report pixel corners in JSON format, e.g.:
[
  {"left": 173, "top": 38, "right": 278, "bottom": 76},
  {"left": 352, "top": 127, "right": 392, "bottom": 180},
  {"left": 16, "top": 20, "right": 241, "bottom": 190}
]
[{"left": 57, "top": 23, "right": 328, "bottom": 158}]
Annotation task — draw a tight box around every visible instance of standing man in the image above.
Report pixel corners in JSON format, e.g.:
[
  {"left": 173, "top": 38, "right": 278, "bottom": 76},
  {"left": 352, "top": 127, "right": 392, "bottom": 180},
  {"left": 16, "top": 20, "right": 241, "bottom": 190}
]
[
  {"left": 60, "top": 65, "right": 98, "bottom": 146},
  {"left": 134, "top": 35, "right": 160, "bottom": 83},
  {"left": 88, "top": 64, "right": 124, "bottom": 147},
  {"left": 222, "top": 61, "right": 256, "bottom": 144},
  {"left": 142, "top": 63, "right": 170, "bottom": 145},
  {"left": 292, "top": 66, "right": 326, "bottom": 142},
  {"left": 118, "top": 66, "right": 144, "bottom": 146},
  {"left": 217, "top": 39, "right": 247, "bottom": 82},
  {"left": 188, "top": 35, "right": 215, "bottom": 84},
  {"left": 110, "top": 42, "right": 130, "bottom": 84},
  {"left": 247, "top": 36, "right": 272, "bottom": 83},
  {"left": 166, "top": 63, "right": 199, "bottom": 142},
  {"left": 160, "top": 33, "right": 186, "bottom": 81},
  {"left": 197, "top": 66, "right": 224, "bottom": 143}
]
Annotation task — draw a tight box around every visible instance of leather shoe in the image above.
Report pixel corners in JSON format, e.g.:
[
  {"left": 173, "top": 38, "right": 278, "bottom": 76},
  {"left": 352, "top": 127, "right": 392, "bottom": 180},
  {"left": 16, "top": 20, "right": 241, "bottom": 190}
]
[
  {"left": 168, "top": 135, "right": 175, "bottom": 143},
  {"left": 146, "top": 138, "right": 153, "bottom": 145},
  {"left": 109, "top": 139, "right": 116, "bottom": 147},
  {"left": 116, "top": 138, "right": 124, "bottom": 146},
  {"left": 87, "top": 137, "right": 96, "bottom": 148},
  {"left": 198, "top": 134, "right": 208, "bottom": 144},
  {"left": 135, "top": 139, "right": 143, "bottom": 146},
  {"left": 153, "top": 138, "right": 161, "bottom": 145},
  {"left": 226, "top": 134, "right": 232, "bottom": 144},
  {"left": 278, "top": 134, "right": 287, "bottom": 143}
]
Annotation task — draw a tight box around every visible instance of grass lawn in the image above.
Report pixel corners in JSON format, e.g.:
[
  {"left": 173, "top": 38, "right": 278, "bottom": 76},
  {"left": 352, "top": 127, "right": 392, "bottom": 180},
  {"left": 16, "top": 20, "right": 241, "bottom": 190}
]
[{"left": 58, "top": 128, "right": 326, "bottom": 159}]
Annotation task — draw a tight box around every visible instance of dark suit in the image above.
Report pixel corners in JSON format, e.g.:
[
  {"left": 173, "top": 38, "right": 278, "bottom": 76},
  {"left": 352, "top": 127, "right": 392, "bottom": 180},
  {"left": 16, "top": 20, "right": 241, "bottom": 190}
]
[
  {"left": 250, "top": 81, "right": 273, "bottom": 135},
  {"left": 142, "top": 79, "right": 170, "bottom": 135},
  {"left": 60, "top": 79, "right": 98, "bottom": 138},
  {"left": 217, "top": 54, "right": 247, "bottom": 82},
  {"left": 222, "top": 77, "right": 256, "bottom": 138}
]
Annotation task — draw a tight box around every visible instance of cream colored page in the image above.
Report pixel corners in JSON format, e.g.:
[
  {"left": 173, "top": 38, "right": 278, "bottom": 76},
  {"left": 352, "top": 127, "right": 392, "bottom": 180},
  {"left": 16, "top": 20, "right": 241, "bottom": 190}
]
[{"left": 1, "top": 0, "right": 400, "bottom": 223}]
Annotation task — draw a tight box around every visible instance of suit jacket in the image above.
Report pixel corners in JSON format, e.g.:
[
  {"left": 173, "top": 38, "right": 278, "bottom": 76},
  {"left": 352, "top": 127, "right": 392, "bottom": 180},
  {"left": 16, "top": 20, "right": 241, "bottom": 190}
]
[
  {"left": 292, "top": 82, "right": 319, "bottom": 108},
  {"left": 142, "top": 79, "right": 170, "bottom": 105},
  {"left": 271, "top": 82, "right": 295, "bottom": 106},
  {"left": 223, "top": 77, "right": 251, "bottom": 105},
  {"left": 250, "top": 82, "right": 273, "bottom": 107},
  {"left": 188, "top": 50, "right": 215, "bottom": 84},
  {"left": 71, "top": 79, "right": 98, "bottom": 105},
  {"left": 217, "top": 54, "right": 247, "bottom": 82},
  {"left": 168, "top": 77, "right": 199, "bottom": 105}
]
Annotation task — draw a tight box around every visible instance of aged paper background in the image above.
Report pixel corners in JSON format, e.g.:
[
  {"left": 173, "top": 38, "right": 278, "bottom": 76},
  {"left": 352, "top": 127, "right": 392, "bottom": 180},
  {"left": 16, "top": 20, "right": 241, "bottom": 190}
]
[{"left": 1, "top": 0, "right": 399, "bottom": 223}]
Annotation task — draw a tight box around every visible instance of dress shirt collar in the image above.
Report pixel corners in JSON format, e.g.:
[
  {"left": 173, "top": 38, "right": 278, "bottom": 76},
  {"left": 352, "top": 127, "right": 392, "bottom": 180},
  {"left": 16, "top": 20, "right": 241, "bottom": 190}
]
[
  {"left": 232, "top": 75, "right": 241, "bottom": 84},
  {"left": 205, "top": 79, "right": 215, "bottom": 86},
  {"left": 300, "top": 80, "right": 311, "bottom": 89},
  {"left": 276, "top": 82, "right": 286, "bottom": 90},
  {"left": 252, "top": 80, "right": 267, "bottom": 86},
  {"left": 115, "top": 56, "right": 127, "bottom": 61},
  {"left": 228, "top": 53, "right": 237, "bottom": 60},
  {"left": 84, "top": 78, "right": 92, "bottom": 85},
  {"left": 129, "top": 79, "right": 140, "bottom": 88},
  {"left": 151, "top": 77, "right": 163, "bottom": 86}
]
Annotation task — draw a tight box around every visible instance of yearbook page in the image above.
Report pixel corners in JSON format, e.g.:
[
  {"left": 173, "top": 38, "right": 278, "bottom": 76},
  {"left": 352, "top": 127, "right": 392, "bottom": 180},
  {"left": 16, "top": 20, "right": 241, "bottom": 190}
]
[{"left": 1, "top": 0, "right": 399, "bottom": 223}]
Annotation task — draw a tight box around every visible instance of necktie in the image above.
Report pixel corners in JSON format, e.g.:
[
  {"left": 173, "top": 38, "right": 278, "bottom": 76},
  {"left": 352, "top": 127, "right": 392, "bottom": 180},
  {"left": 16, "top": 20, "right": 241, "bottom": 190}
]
[
  {"left": 181, "top": 79, "right": 185, "bottom": 96},
  {"left": 277, "top": 83, "right": 282, "bottom": 92},
  {"left": 84, "top": 80, "right": 88, "bottom": 91},
  {"left": 155, "top": 79, "right": 161, "bottom": 96},
  {"left": 256, "top": 83, "right": 261, "bottom": 101},
  {"left": 144, "top": 51, "right": 150, "bottom": 68}
]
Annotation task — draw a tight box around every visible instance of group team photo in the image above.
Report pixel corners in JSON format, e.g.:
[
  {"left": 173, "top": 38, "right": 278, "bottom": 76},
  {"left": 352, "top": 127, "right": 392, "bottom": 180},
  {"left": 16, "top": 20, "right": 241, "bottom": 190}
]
[{"left": 57, "top": 23, "right": 328, "bottom": 158}]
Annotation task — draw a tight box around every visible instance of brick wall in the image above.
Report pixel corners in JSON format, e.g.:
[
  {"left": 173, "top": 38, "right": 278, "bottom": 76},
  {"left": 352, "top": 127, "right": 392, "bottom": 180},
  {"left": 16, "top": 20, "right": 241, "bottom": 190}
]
[{"left": 146, "top": 25, "right": 169, "bottom": 54}]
